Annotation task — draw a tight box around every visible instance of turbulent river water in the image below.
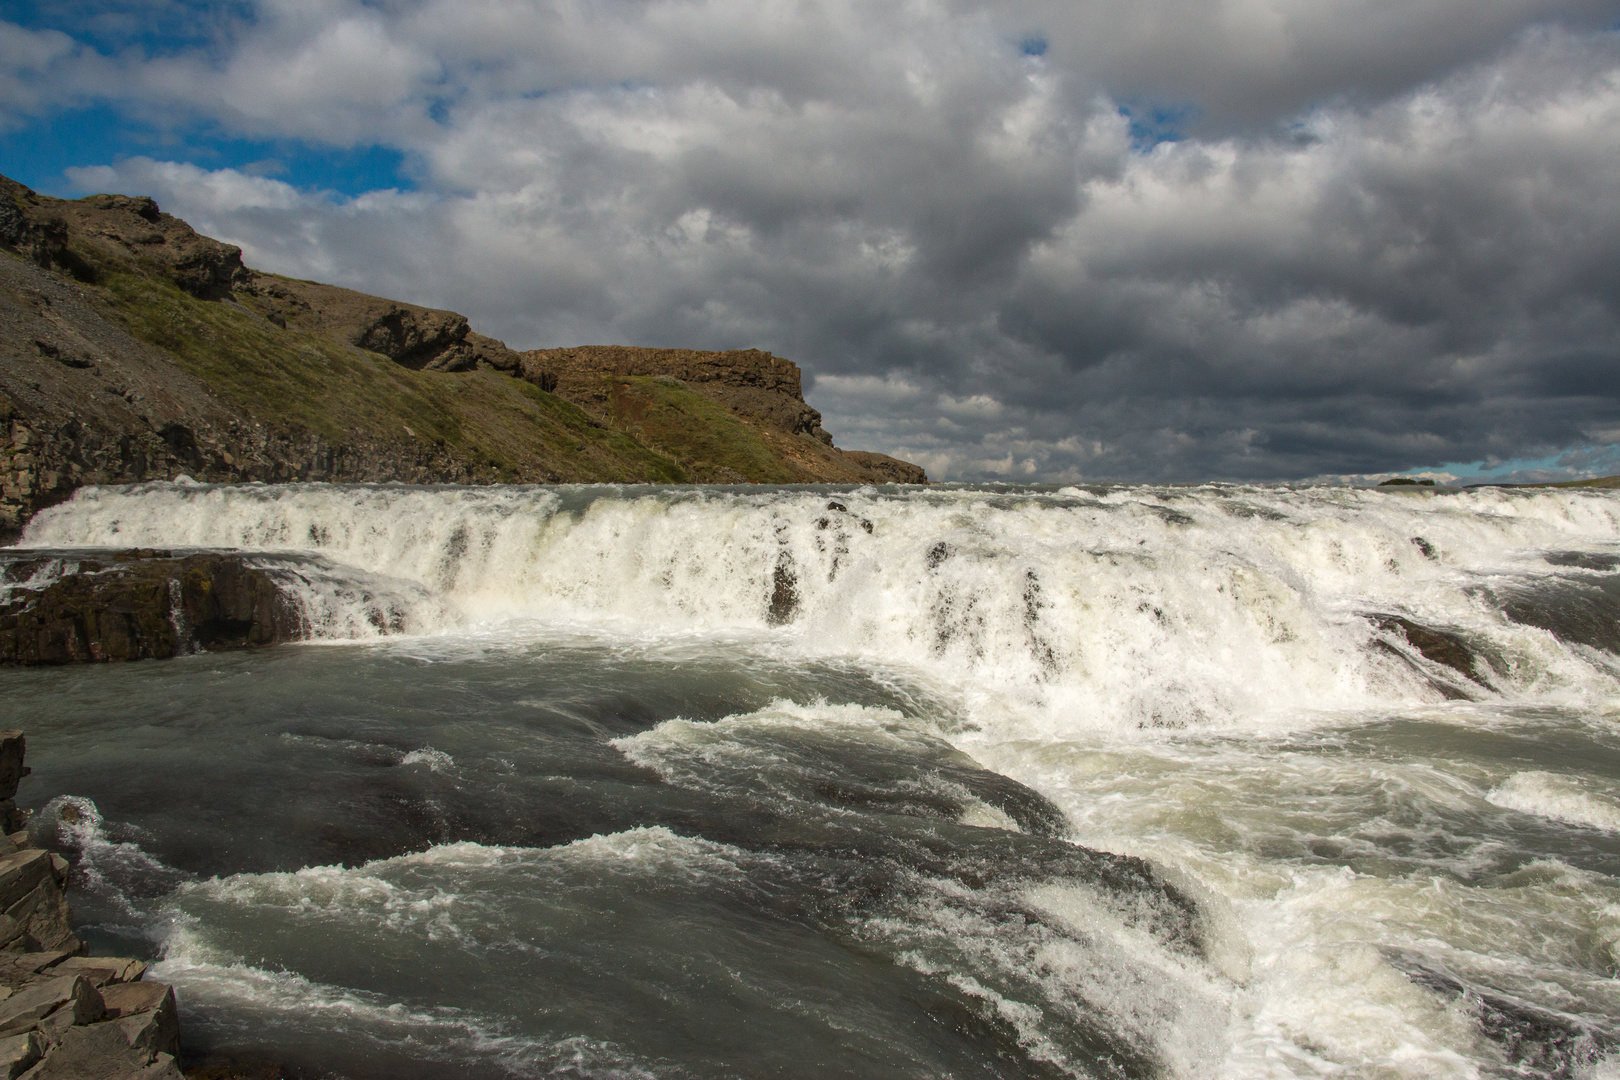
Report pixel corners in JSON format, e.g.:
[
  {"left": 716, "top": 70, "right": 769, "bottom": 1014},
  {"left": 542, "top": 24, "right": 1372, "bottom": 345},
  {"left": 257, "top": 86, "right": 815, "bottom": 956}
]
[{"left": 4, "top": 481, "right": 1620, "bottom": 1080}]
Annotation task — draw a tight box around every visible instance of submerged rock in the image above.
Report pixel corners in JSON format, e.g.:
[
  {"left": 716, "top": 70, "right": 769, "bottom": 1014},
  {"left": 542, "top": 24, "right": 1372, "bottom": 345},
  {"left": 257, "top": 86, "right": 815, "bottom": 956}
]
[
  {"left": 1386, "top": 949, "right": 1616, "bottom": 1080},
  {"left": 0, "top": 551, "right": 300, "bottom": 665},
  {"left": 1371, "top": 613, "right": 1484, "bottom": 686}
]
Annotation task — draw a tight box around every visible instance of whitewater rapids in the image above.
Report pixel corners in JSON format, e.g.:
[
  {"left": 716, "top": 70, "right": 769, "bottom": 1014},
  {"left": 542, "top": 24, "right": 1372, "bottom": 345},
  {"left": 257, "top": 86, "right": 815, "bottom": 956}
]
[{"left": 5, "top": 480, "right": 1620, "bottom": 1079}]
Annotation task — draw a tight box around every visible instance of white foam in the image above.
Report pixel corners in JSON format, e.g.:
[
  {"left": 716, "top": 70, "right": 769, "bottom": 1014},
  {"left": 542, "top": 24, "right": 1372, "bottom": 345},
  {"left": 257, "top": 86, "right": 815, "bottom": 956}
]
[
  {"left": 183, "top": 830, "right": 752, "bottom": 921},
  {"left": 151, "top": 924, "right": 661, "bottom": 1078},
  {"left": 613, "top": 699, "right": 941, "bottom": 787},
  {"left": 970, "top": 726, "right": 1620, "bottom": 1079},
  {"left": 551, "top": 825, "right": 759, "bottom": 880},
  {"left": 36, "top": 796, "right": 187, "bottom": 917},
  {"left": 21, "top": 480, "right": 1620, "bottom": 1077},
  {"left": 1488, "top": 771, "right": 1620, "bottom": 832},
  {"left": 399, "top": 747, "right": 454, "bottom": 772},
  {"left": 957, "top": 798, "right": 1022, "bottom": 832},
  {"left": 22, "top": 482, "right": 1620, "bottom": 738},
  {"left": 872, "top": 870, "right": 1235, "bottom": 1080}
]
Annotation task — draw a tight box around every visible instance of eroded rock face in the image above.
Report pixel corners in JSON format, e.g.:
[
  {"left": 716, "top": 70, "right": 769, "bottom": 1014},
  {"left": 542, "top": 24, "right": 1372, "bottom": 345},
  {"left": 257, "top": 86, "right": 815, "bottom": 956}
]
[
  {"left": 0, "top": 181, "right": 248, "bottom": 301},
  {"left": 525, "top": 345, "right": 835, "bottom": 441},
  {"left": 840, "top": 451, "right": 929, "bottom": 485},
  {"left": 0, "top": 552, "right": 301, "bottom": 665},
  {"left": 521, "top": 346, "right": 928, "bottom": 484},
  {"left": 242, "top": 276, "right": 534, "bottom": 373}
]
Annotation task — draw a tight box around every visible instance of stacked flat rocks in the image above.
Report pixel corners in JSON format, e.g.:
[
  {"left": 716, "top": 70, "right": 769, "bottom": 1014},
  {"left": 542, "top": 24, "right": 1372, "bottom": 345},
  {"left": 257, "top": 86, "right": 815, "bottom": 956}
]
[{"left": 0, "top": 732, "right": 184, "bottom": 1079}]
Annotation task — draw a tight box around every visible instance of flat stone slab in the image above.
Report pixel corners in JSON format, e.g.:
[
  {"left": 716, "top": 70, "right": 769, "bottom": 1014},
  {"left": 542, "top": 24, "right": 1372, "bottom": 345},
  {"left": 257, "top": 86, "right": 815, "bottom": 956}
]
[
  {"left": 0, "top": 1030, "right": 41, "bottom": 1079},
  {"left": 0, "top": 854, "right": 48, "bottom": 917},
  {"left": 49, "top": 958, "right": 146, "bottom": 989},
  {"left": 0, "top": 975, "right": 100, "bottom": 1038},
  {"left": 17, "top": 1019, "right": 180, "bottom": 1079}
]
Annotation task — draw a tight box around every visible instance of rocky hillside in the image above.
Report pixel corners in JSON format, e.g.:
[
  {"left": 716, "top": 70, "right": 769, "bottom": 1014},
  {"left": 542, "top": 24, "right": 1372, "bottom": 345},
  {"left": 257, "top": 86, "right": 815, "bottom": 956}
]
[{"left": 0, "top": 175, "right": 924, "bottom": 541}]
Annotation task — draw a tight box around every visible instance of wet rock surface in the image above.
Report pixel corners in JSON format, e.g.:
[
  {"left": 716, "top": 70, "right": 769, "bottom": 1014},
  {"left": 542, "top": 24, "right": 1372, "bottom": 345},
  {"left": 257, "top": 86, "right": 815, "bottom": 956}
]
[
  {"left": 0, "top": 551, "right": 300, "bottom": 665},
  {"left": 1370, "top": 613, "right": 1485, "bottom": 691}
]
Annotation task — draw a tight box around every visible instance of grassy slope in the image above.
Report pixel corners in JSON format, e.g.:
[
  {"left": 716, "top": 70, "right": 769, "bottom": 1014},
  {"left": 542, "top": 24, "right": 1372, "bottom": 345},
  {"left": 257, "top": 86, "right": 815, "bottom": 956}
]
[
  {"left": 99, "top": 269, "right": 686, "bottom": 483},
  {"left": 605, "top": 376, "right": 807, "bottom": 483},
  {"left": 1547, "top": 475, "right": 1620, "bottom": 488}
]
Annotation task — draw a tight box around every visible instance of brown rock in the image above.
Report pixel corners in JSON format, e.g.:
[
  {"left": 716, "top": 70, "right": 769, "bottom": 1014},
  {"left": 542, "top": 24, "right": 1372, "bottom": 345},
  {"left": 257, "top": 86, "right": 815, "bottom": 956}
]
[
  {"left": 524, "top": 345, "right": 928, "bottom": 483},
  {"left": 0, "top": 915, "right": 26, "bottom": 953},
  {"left": 0, "top": 552, "right": 302, "bottom": 666},
  {"left": 0, "top": 952, "right": 74, "bottom": 981},
  {"left": 0, "top": 738, "right": 25, "bottom": 803},
  {"left": 525, "top": 345, "right": 833, "bottom": 438},
  {"left": 1373, "top": 614, "right": 1483, "bottom": 685},
  {"left": 0, "top": 1030, "right": 41, "bottom": 1078},
  {"left": 0, "top": 975, "right": 100, "bottom": 1037},
  {"left": 841, "top": 451, "right": 928, "bottom": 485},
  {"left": 48, "top": 959, "right": 145, "bottom": 989},
  {"left": 0, "top": 854, "right": 50, "bottom": 915},
  {"left": 0, "top": 182, "right": 247, "bottom": 300},
  {"left": 4, "top": 878, "right": 79, "bottom": 954},
  {"left": 16, "top": 1019, "right": 174, "bottom": 1079},
  {"left": 241, "top": 274, "right": 530, "bottom": 374},
  {"left": 99, "top": 983, "right": 178, "bottom": 1059}
]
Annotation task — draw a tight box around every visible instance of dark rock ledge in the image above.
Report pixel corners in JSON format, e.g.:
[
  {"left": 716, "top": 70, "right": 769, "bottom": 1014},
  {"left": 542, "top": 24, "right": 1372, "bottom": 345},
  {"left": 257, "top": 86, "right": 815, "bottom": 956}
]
[
  {"left": 1368, "top": 612, "right": 1489, "bottom": 699},
  {"left": 1, "top": 551, "right": 301, "bottom": 665},
  {"left": 0, "top": 730, "right": 186, "bottom": 1079}
]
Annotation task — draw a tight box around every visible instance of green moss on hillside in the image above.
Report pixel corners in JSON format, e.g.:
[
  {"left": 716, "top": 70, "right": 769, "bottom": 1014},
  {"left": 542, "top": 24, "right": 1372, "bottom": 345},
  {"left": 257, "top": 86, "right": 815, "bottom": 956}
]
[
  {"left": 605, "top": 376, "right": 797, "bottom": 483},
  {"left": 96, "top": 269, "right": 687, "bottom": 483}
]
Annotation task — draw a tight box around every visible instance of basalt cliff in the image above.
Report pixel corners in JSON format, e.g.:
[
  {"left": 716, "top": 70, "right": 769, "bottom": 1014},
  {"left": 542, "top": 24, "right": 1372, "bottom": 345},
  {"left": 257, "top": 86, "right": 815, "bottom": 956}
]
[{"left": 0, "top": 175, "right": 925, "bottom": 542}]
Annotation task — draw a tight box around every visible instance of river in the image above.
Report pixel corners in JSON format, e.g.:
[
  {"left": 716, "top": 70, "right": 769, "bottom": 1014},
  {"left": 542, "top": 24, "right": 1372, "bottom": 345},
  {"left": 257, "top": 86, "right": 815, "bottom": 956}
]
[{"left": 3, "top": 481, "right": 1618, "bottom": 1079}]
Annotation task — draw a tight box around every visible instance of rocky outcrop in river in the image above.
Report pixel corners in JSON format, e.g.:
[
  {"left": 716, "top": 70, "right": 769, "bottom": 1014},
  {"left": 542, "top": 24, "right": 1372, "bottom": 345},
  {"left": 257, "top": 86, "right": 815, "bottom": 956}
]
[{"left": 0, "top": 551, "right": 300, "bottom": 665}]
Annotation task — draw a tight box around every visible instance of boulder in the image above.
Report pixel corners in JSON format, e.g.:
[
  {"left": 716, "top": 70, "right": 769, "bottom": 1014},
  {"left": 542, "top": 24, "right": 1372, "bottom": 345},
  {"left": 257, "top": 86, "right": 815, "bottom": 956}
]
[
  {"left": 1373, "top": 614, "right": 1482, "bottom": 684},
  {"left": 0, "top": 952, "right": 76, "bottom": 980},
  {"left": 0, "top": 854, "right": 50, "bottom": 915},
  {"left": 0, "top": 552, "right": 302, "bottom": 665},
  {"left": 99, "top": 983, "right": 178, "bottom": 1060}
]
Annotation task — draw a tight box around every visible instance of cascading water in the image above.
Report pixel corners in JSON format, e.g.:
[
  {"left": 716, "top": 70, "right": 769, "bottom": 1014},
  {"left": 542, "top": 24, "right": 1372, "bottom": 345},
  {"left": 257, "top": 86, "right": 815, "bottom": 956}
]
[{"left": 6, "top": 480, "right": 1620, "bottom": 1079}]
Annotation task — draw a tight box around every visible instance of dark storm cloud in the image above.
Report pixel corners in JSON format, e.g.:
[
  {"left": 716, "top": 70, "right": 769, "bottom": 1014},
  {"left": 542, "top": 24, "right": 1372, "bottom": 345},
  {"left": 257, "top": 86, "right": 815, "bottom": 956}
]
[{"left": 9, "top": 0, "right": 1620, "bottom": 480}]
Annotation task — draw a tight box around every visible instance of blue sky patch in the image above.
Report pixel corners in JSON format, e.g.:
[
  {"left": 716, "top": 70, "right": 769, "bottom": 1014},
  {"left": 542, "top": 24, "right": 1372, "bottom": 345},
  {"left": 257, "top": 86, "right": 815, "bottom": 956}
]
[
  {"left": 1019, "top": 35, "right": 1048, "bottom": 58},
  {"left": 0, "top": 106, "right": 415, "bottom": 198},
  {"left": 1418, "top": 443, "right": 1620, "bottom": 483},
  {"left": 5, "top": 0, "right": 249, "bottom": 58},
  {"left": 1117, "top": 103, "right": 1199, "bottom": 151}
]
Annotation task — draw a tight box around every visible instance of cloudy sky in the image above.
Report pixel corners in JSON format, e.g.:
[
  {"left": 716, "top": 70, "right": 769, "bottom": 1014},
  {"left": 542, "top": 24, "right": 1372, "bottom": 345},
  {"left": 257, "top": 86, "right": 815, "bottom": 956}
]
[{"left": 4, "top": 0, "right": 1620, "bottom": 482}]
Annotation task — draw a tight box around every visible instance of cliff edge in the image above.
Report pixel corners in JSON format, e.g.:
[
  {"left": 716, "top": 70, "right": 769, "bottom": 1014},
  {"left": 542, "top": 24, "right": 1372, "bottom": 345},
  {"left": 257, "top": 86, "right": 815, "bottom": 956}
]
[{"left": 0, "top": 175, "right": 925, "bottom": 540}]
